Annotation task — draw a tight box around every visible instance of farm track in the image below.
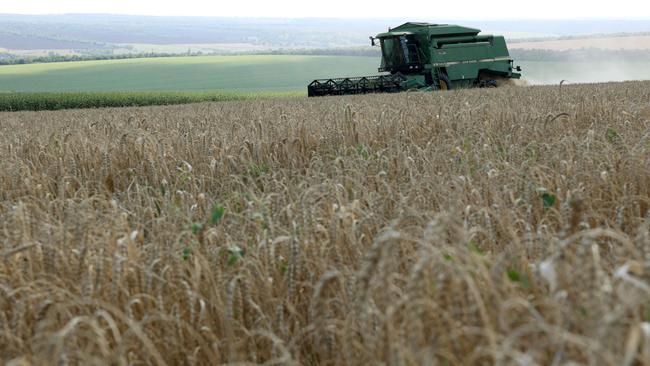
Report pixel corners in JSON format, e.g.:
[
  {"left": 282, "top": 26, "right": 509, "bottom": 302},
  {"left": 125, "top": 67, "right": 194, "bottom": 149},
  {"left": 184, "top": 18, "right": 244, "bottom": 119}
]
[{"left": 1, "top": 81, "right": 650, "bottom": 364}]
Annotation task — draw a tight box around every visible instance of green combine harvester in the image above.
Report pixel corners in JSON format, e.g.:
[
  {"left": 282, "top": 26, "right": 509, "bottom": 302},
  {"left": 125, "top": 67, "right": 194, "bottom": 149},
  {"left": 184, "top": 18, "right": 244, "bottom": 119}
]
[{"left": 307, "top": 22, "right": 521, "bottom": 97}]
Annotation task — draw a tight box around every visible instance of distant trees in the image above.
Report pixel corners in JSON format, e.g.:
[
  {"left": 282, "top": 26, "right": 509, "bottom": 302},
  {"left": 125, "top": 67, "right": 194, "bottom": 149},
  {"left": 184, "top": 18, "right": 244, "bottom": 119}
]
[
  {"left": 266, "top": 47, "right": 380, "bottom": 57},
  {"left": 0, "top": 52, "right": 200, "bottom": 66}
]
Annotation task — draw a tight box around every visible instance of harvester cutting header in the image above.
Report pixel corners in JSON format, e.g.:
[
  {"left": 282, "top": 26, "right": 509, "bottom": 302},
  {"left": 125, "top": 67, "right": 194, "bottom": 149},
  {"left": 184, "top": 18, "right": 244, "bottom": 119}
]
[{"left": 308, "top": 22, "right": 522, "bottom": 97}]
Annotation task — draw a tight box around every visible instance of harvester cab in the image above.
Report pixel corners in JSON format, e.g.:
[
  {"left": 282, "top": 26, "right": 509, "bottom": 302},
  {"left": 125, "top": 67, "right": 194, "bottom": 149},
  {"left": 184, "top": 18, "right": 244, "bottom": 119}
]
[
  {"left": 308, "top": 22, "right": 522, "bottom": 97},
  {"left": 376, "top": 34, "right": 424, "bottom": 74}
]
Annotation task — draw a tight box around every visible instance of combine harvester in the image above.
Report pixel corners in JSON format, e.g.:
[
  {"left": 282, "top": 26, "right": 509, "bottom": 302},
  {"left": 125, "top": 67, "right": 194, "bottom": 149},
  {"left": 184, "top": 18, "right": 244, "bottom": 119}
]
[{"left": 308, "top": 22, "right": 522, "bottom": 97}]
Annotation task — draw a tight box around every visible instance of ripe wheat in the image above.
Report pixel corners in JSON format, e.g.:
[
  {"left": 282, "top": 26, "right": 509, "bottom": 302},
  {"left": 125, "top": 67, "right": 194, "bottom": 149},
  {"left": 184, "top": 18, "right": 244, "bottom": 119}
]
[{"left": 1, "top": 81, "right": 650, "bottom": 365}]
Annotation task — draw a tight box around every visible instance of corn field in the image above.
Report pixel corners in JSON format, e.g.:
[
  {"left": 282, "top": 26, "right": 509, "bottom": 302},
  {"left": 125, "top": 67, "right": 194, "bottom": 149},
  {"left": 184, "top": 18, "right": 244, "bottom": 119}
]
[
  {"left": 0, "top": 91, "right": 299, "bottom": 112},
  {"left": 1, "top": 81, "right": 650, "bottom": 365}
]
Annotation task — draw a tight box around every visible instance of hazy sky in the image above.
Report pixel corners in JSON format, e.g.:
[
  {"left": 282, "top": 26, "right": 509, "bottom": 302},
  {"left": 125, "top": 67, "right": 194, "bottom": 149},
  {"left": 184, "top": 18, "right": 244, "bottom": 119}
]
[{"left": 2, "top": 0, "right": 649, "bottom": 19}]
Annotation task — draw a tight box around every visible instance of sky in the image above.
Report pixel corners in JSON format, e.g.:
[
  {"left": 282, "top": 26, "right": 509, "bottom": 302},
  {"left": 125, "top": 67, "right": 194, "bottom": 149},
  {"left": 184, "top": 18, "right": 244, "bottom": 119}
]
[{"left": 2, "top": 0, "right": 650, "bottom": 19}]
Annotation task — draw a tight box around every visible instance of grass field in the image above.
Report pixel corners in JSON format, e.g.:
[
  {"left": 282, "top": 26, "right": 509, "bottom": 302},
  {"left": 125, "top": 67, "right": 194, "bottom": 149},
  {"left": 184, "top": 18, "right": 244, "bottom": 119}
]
[{"left": 1, "top": 81, "right": 650, "bottom": 364}]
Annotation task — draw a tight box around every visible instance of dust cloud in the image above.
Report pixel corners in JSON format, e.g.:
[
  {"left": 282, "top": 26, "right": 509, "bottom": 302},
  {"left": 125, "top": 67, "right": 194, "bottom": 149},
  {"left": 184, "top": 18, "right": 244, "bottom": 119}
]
[{"left": 517, "top": 61, "right": 650, "bottom": 85}]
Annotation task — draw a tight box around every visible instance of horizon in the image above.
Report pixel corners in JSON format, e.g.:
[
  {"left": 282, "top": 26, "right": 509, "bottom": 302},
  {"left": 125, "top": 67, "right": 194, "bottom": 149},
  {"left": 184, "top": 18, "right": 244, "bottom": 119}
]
[
  {"left": 2, "top": 13, "right": 650, "bottom": 21},
  {"left": 2, "top": 0, "right": 650, "bottom": 20}
]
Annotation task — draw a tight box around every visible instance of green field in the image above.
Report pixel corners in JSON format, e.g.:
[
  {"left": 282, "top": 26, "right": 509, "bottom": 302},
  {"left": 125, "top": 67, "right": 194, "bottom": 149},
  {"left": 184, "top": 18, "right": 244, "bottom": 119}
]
[
  {"left": 0, "top": 55, "right": 378, "bottom": 93},
  {"left": 1, "top": 55, "right": 649, "bottom": 111},
  {"left": 1, "top": 56, "right": 650, "bottom": 95}
]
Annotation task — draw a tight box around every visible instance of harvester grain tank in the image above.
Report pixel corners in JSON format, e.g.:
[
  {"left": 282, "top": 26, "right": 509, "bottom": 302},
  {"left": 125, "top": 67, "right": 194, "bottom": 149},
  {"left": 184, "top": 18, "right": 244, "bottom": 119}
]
[{"left": 307, "top": 22, "right": 522, "bottom": 97}]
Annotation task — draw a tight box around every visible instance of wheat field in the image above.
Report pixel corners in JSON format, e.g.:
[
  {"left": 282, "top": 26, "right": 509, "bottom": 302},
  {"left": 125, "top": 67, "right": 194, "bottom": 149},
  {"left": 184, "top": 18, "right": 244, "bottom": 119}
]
[{"left": 1, "top": 81, "right": 650, "bottom": 365}]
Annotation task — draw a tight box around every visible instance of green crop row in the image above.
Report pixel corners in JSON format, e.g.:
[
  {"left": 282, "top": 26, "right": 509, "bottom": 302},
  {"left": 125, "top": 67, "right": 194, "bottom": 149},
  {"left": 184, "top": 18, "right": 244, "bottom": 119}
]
[{"left": 0, "top": 91, "right": 302, "bottom": 112}]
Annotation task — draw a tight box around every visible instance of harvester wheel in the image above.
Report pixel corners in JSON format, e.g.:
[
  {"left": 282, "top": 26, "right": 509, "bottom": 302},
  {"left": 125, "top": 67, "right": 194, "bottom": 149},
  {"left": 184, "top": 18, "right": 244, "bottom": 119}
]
[
  {"left": 484, "top": 79, "right": 498, "bottom": 88},
  {"left": 477, "top": 73, "right": 501, "bottom": 88},
  {"left": 439, "top": 74, "right": 451, "bottom": 91}
]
